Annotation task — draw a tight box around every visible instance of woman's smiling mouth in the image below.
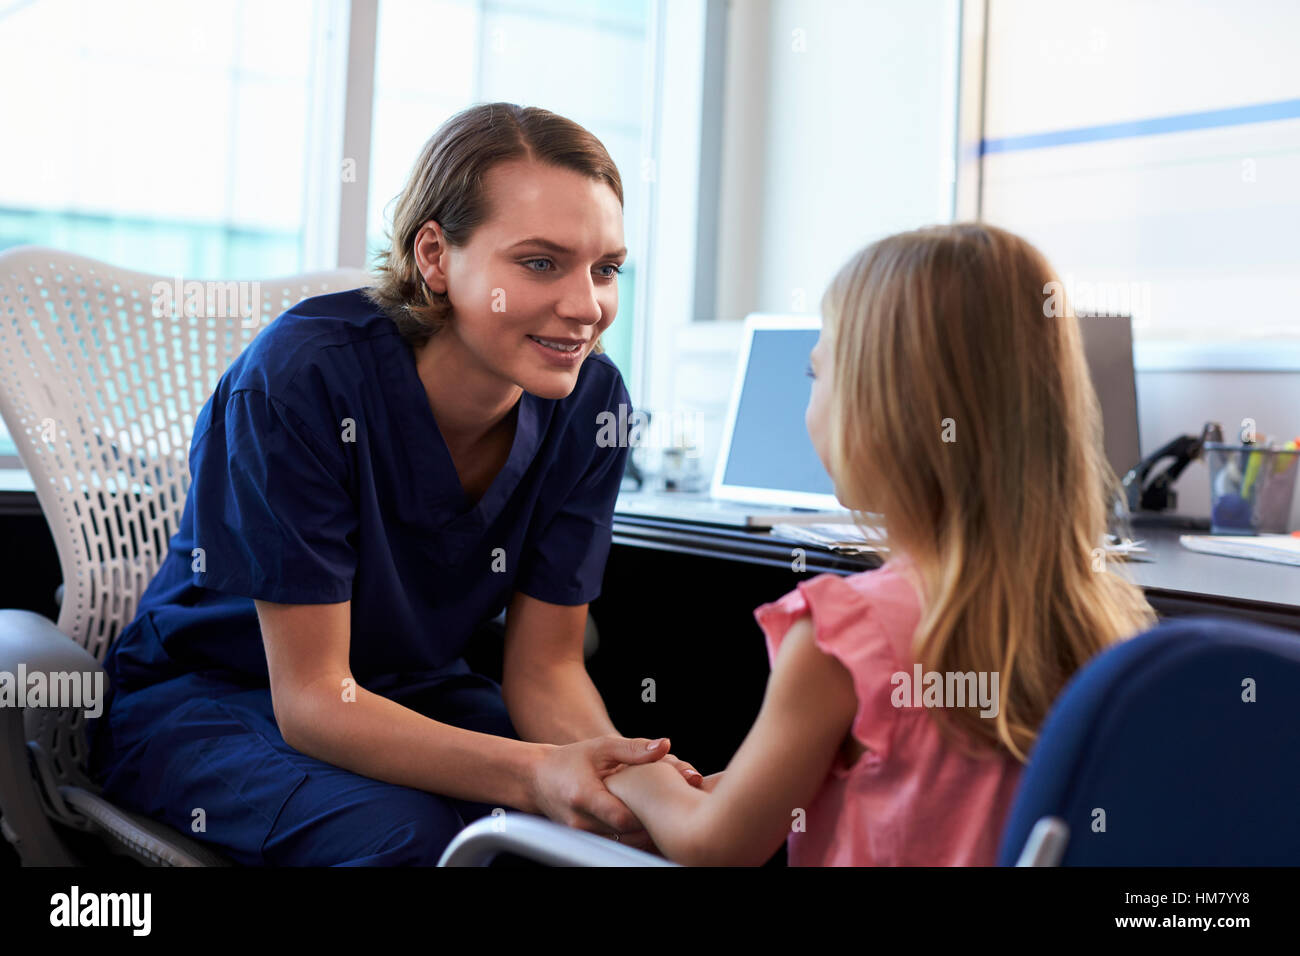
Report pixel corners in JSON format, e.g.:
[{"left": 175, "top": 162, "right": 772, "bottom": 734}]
[{"left": 527, "top": 334, "right": 586, "bottom": 364}]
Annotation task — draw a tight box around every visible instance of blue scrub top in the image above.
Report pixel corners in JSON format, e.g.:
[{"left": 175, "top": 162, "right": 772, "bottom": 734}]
[{"left": 103, "top": 288, "right": 632, "bottom": 697}]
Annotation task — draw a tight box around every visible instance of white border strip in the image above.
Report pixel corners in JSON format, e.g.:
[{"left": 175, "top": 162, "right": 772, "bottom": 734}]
[{"left": 1135, "top": 341, "right": 1300, "bottom": 372}]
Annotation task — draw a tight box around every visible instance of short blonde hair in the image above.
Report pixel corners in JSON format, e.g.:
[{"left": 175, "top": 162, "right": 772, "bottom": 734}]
[{"left": 365, "top": 102, "right": 623, "bottom": 350}]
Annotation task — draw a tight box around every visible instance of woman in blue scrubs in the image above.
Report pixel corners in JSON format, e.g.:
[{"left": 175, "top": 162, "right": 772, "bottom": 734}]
[{"left": 88, "top": 102, "right": 703, "bottom": 865}]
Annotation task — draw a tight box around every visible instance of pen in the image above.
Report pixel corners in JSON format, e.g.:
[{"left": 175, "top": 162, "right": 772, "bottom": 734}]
[{"left": 1242, "top": 447, "right": 1265, "bottom": 497}]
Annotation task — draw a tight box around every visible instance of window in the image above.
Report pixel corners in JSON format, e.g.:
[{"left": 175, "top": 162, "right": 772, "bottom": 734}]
[
  {"left": 366, "top": 0, "right": 653, "bottom": 387},
  {"left": 0, "top": 0, "right": 667, "bottom": 482},
  {"left": 979, "top": 0, "right": 1300, "bottom": 360},
  {"left": 0, "top": 0, "right": 348, "bottom": 476},
  {"left": 0, "top": 0, "right": 339, "bottom": 278}
]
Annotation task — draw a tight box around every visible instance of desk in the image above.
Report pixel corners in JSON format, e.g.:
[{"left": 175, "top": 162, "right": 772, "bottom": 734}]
[
  {"left": 607, "top": 515, "right": 1300, "bottom": 629},
  {"left": 1125, "top": 532, "right": 1300, "bottom": 629}
]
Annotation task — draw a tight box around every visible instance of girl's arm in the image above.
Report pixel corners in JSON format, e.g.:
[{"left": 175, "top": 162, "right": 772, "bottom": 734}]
[{"left": 605, "top": 614, "right": 859, "bottom": 865}]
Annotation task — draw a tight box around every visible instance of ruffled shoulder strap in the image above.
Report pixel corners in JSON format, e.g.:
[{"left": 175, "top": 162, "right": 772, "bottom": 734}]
[{"left": 754, "top": 564, "right": 917, "bottom": 768}]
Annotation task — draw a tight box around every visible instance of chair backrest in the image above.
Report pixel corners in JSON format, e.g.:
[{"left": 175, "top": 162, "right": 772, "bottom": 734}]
[
  {"left": 0, "top": 246, "right": 367, "bottom": 662},
  {"left": 0, "top": 246, "right": 367, "bottom": 798},
  {"left": 997, "top": 615, "right": 1300, "bottom": 865}
]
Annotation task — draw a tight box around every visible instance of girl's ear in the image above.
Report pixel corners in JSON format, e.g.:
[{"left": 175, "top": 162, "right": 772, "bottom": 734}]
[{"left": 413, "top": 220, "right": 451, "bottom": 295}]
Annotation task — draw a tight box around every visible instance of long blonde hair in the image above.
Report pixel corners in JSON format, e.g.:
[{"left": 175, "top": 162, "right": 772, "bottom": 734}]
[{"left": 822, "top": 223, "right": 1156, "bottom": 763}]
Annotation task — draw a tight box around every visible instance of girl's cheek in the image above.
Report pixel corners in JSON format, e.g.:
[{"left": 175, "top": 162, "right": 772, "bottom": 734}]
[{"left": 806, "top": 401, "right": 826, "bottom": 460}]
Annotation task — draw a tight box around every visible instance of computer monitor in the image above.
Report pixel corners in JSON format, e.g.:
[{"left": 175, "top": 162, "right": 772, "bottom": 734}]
[
  {"left": 711, "top": 312, "right": 1142, "bottom": 510},
  {"left": 712, "top": 316, "right": 839, "bottom": 510},
  {"left": 1076, "top": 312, "right": 1142, "bottom": 479}
]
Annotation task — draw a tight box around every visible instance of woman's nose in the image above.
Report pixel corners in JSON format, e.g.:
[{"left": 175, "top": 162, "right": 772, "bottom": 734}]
[{"left": 554, "top": 270, "right": 603, "bottom": 324}]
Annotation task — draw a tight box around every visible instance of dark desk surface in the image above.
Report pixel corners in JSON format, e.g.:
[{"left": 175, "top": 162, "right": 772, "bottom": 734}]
[
  {"left": 6, "top": 480, "right": 1297, "bottom": 624},
  {"left": 1125, "top": 531, "right": 1299, "bottom": 614},
  {"left": 611, "top": 515, "right": 1300, "bottom": 630}
]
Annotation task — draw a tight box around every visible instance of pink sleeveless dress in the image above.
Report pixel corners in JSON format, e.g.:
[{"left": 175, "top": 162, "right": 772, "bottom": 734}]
[{"left": 753, "top": 555, "right": 1024, "bottom": 866}]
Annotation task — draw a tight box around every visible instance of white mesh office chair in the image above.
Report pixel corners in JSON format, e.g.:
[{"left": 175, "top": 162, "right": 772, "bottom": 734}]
[{"left": 0, "top": 246, "right": 366, "bottom": 865}]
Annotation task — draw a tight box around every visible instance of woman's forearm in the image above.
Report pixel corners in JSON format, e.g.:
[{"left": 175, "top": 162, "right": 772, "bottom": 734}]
[
  {"left": 502, "top": 661, "right": 619, "bottom": 744},
  {"left": 280, "top": 674, "right": 550, "bottom": 813}
]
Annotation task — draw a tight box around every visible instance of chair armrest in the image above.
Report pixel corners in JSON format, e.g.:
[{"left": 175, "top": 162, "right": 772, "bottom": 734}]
[
  {"left": 1012, "top": 817, "right": 1070, "bottom": 867},
  {"left": 0, "top": 609, "right": 101, "bottom": 679},
  {"left": 0, "top": 609, "right": 102, "bottom": 864},
  {"left": 438, "top": 812, "right": 679, "bottom": 867}
]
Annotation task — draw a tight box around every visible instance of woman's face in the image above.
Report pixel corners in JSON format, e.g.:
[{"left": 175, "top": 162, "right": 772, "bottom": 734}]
[{"left": 417, "top": 158, "right": 625, "bottom": 401}]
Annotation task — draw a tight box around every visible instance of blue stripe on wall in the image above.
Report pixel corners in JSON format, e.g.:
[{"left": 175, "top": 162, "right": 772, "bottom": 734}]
[{"left": 981, "top": 97, "right": 1300, "bottom": 155}]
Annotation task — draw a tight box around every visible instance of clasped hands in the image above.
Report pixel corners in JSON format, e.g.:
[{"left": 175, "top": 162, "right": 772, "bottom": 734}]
[{"left": 527, "top": 734, "right": 712, "bottom": 854}]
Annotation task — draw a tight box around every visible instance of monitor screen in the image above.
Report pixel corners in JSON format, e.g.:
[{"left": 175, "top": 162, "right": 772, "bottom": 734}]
[{"left": 719, "top": 326, "right": 837, "bottom": 502}]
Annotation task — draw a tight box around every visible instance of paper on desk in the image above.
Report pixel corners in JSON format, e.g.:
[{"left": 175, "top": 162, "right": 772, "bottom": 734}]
[
  {"left": 1103, "top": 534, "right": 1149, "bottom": 559},
  {"left": 770, "top": 522, "right": 886, "bottom": 554},
  {"left": 770, "top": 523, "right": 1147, "bottom": 559},
  {"left": 1180, "top": 533, "right": 1300, "bottom": 567}
]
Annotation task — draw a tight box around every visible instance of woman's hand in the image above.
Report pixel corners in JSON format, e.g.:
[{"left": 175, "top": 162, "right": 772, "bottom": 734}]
[{"left": 526, "top": 735, "right": 675, "bottom": 842}]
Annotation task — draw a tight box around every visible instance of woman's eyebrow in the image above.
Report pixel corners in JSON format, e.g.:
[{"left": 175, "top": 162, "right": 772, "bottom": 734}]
[{"left": 506, "top": 237, "right": 627, "bottom": 259}]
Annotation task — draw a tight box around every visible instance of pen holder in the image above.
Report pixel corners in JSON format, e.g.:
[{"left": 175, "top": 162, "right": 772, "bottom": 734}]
[{"left": 1205, "top": 442, "right": 1300, "bottom": 534}]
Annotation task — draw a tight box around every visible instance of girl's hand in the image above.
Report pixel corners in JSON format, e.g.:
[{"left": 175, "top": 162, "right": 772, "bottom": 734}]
[
  {"left": 661, "top": 753, "right": 705, "bottom": 787},
  {"left": 605, "top": 752, "right": 704, "bottom": 788},
  {"left": 698, "top": 770, "right": 725, "bottom": 792},
  {"left": 526, "top": 735, "right": 673, "bottom": 839}
]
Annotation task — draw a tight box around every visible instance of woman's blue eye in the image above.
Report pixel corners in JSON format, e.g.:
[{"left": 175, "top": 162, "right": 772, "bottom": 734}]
[
  {"left": 523, "top": 259, "right": 622, "bottom": 277},
  {"left": 805, "top": 365, "right": 816, "bottom": 379}
]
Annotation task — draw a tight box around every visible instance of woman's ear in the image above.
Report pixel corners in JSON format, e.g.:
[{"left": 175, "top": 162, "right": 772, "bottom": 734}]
[{"left": 413, "top": 220, "right": 450, "bottom": 295}]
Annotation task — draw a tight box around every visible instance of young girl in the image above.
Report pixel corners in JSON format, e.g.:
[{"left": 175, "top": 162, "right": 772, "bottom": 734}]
[{"left": 605, "top": 223, "right": 1157, "bottom": 866}]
